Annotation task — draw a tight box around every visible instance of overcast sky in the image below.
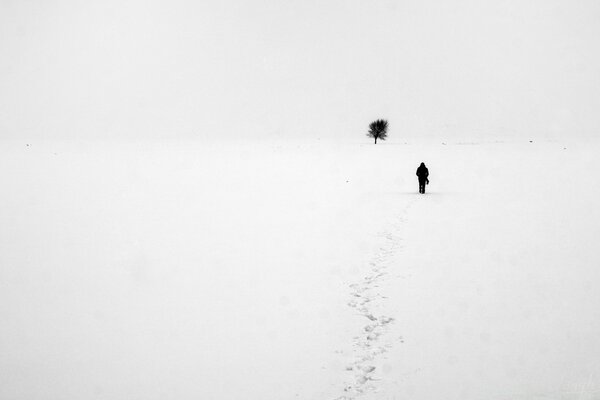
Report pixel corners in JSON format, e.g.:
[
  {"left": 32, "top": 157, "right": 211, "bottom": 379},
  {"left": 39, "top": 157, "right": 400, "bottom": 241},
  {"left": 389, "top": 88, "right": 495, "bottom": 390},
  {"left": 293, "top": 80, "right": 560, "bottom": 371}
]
[{"left": 1, "top": 0, "right": 599, "bottom": 141}]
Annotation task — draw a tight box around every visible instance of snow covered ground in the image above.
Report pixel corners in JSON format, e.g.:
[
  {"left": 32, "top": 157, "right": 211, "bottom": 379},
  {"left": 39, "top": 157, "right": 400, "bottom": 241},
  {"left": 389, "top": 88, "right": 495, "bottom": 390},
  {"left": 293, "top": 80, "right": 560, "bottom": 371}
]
[{"left": 1, "top": 137, "right": 599, "bottom": 399}]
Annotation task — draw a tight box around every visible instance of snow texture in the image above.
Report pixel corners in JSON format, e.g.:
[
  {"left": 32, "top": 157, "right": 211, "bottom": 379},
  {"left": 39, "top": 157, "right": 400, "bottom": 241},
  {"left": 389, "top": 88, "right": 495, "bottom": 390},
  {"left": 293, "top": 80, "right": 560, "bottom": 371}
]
[{"left": 1, "top": 138, "right": 600, "bottom": 400}]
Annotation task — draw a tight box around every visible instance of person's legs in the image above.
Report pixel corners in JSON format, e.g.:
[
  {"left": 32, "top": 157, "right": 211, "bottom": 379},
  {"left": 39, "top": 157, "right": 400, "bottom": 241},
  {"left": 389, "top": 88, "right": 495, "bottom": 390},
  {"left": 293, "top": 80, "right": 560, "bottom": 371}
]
[{"left": 418, "top": 179, "right": 425, "bottom": 193}]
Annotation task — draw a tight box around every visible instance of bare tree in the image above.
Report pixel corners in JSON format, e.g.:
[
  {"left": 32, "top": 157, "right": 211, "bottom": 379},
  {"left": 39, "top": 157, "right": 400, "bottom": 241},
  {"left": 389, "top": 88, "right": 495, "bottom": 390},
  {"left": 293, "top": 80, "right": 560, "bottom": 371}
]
[{"left": 367, "top": 119, "right": 388, "bottom": 144}]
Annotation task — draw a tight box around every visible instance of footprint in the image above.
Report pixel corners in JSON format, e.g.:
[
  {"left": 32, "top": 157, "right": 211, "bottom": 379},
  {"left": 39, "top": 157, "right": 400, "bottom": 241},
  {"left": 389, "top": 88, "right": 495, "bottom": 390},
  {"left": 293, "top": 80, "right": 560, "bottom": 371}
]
[
  {"left": 364, "top": 325, "right": 376, "bottom": 332},
  {"left": 361, "top": 365, "right": 376, "bottom": 373},
  {"left": 364, "top": 313, "right": 377, "bottom": 321}
]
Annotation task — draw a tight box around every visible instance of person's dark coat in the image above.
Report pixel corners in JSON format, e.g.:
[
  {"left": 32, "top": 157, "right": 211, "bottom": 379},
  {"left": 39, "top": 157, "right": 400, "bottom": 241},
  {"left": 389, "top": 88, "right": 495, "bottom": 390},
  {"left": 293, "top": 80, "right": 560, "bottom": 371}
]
[
  {"left": 416, "top": 162, "right": 429, "bottom": 193},
  {"left": 416, "top": 163, "right": 429, "bottom": 183}
]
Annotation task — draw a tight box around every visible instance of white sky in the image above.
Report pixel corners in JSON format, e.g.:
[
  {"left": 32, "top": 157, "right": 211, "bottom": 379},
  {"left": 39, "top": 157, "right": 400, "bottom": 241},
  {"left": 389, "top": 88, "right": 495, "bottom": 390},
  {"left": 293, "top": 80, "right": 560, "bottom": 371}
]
[{"left": 1, "top": 0, "right": 599, "bottom": 141}]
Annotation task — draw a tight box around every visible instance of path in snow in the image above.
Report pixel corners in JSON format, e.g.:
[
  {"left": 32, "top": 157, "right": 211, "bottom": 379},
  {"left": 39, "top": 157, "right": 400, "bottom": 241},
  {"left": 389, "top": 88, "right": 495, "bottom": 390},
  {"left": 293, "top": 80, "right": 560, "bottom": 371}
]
[{"left": 335, "top": 199, "right": 416, "bottom": 399}]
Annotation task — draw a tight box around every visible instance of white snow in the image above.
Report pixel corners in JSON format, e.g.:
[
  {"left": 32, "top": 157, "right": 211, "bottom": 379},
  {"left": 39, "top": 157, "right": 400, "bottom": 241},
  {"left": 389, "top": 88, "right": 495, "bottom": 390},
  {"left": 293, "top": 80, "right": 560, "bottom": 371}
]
[{"left": 2, "top": 137, "right": 600, "bottom": 399}]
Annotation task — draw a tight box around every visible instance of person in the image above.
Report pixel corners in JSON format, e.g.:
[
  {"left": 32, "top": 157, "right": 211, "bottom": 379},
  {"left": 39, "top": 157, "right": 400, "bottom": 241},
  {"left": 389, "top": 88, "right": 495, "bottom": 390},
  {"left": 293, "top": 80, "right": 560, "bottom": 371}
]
[{"left": 416, "top": 162, "right": 429, "bottom": 194}]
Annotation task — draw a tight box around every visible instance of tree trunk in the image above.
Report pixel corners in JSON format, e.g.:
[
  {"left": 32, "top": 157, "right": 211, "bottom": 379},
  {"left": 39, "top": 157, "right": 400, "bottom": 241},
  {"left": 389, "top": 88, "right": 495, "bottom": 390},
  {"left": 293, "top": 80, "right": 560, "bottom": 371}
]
[{"left": 374, "top": 136, "right": 377, "bottom": 144}]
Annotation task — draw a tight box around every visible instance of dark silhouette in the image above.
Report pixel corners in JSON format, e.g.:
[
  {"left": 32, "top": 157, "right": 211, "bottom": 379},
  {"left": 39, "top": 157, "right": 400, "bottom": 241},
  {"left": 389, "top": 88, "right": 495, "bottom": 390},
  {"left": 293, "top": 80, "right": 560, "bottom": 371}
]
[
  {"left": 416, "top": 162, "right": 429, "bottom": 194},
  {"left": 367, "top": 119, "right": 388, "bottom": 144}
]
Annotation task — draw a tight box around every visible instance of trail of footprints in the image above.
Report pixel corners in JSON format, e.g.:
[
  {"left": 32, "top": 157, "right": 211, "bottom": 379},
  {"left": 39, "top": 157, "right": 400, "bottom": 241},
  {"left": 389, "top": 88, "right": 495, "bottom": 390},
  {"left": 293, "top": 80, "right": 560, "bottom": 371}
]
[{"left": 336, "top": 227, "right": 403, "bottom": 399}]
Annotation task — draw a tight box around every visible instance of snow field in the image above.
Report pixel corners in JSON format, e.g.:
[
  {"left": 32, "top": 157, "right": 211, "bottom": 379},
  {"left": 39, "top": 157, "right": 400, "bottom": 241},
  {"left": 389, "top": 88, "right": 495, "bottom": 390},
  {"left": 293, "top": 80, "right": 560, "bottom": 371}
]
[
  {"left": 0, "top": 139, "right": 410, "bottom": 399},
  {"left": 1, "top": 138, "right": 599, "bottom": 399},
  {"left": 364, "top": 140, "right": 600, "bottom": 400}
]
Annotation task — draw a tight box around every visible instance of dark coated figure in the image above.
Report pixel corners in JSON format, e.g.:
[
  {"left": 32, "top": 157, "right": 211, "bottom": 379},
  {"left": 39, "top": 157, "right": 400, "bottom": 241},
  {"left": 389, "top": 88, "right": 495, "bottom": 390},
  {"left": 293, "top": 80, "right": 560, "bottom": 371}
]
[{"left": 416, "top": 162, "right": 429, "bottom": 194}]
